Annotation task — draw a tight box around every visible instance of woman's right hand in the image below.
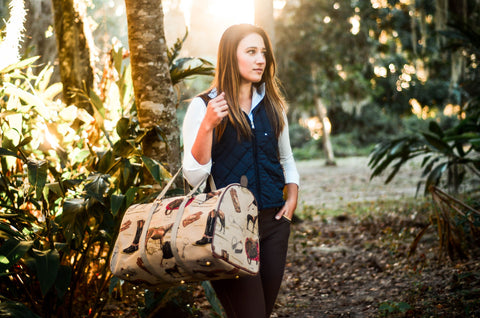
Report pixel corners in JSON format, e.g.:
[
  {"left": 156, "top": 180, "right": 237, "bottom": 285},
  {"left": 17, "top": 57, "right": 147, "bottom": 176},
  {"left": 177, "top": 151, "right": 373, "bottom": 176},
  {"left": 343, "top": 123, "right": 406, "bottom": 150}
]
[
  {"left": 190, "top": 92, "right": 228, "bottom": 165},
  {"left": 204, "top": 92, "right": 229, "bottom": 130}
]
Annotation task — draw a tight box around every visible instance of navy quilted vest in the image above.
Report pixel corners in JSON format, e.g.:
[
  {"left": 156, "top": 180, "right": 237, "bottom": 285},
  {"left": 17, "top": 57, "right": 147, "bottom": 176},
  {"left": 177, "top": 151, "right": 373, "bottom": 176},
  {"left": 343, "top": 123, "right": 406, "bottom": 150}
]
[{"left": 203, "top": 96, "right": 285, "bottom": 210}]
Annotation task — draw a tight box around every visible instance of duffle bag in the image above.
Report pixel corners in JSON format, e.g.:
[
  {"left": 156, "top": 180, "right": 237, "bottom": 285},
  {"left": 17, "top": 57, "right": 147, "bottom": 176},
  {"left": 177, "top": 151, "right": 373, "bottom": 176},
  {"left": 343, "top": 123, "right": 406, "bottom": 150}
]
[{"left": 110, "top": 168, "right": 259, "bottom": 287}]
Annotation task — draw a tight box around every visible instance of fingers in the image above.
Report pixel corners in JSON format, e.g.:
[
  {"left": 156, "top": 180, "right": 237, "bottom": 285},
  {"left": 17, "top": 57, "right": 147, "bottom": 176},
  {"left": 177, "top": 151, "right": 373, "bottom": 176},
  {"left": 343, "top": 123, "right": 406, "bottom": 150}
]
[
  {"left": 275, "top": 206, "right": 287, "bottom": 220},
  {"left": 206, "top": 92, "right": 229, "bottom": 127}
]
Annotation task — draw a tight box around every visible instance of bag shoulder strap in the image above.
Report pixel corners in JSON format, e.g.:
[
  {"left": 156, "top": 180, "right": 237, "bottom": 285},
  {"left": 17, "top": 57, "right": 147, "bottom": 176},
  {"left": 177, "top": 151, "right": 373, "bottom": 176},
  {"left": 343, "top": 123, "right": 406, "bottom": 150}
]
[
  {"left": 198, "top": 92, "right": 212, "bottom": 106},
  {"left": 197, "top": 92, "right": 217, "bottom": 191}
]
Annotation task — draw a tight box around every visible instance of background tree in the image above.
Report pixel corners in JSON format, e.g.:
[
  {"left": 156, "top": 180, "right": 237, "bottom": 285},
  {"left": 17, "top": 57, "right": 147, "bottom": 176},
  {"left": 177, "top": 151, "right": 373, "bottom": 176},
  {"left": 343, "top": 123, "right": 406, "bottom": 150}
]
[
  {"left": 22, "top": 0, "right": 58, "bottom": 80},
  {"left": 275, "top": 0, "right": 467, "bottom": 152},
  {"left": 51, "top": 0, "right": 95, "bottom": 112},
  {"left": 124, "top": 0, "right": 181, "bottom": 178},
  {"left": 255, "top": 0, "right": 275, "bottom": 46}
]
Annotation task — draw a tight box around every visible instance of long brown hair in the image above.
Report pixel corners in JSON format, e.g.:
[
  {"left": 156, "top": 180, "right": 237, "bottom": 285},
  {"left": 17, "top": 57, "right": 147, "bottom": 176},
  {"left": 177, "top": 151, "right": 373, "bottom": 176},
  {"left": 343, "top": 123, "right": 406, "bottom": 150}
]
[{"left": 207, "top": 24, "right": 287, "bottom": 141}]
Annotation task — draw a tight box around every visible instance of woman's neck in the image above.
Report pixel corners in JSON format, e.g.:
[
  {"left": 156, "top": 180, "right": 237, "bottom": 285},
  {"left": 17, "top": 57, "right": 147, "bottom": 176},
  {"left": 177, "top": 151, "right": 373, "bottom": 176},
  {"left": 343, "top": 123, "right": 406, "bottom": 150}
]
[{"left": 239, "top": 82, "right": 253, "bottom": 114}]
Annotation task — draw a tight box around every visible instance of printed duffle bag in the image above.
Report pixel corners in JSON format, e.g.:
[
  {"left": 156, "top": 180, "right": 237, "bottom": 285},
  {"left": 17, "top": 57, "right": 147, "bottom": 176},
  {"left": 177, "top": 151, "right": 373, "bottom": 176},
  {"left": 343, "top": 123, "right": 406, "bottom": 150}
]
[{"left": 110, "top": 170, "right": 259, "bottom": 287}]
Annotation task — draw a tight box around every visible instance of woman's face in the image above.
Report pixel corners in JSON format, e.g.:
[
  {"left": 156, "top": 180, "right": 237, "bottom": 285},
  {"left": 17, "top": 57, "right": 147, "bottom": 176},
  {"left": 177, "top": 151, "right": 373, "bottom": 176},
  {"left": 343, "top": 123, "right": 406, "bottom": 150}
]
[{"left": 236, "top": 32, "right": 266, "bottom": 85}]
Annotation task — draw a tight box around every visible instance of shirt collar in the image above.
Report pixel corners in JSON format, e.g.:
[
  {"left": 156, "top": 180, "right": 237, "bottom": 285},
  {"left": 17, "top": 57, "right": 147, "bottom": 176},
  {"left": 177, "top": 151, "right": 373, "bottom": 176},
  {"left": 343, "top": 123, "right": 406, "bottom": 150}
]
[{"left": 208, "top": 83, "right": 266, "bottom": 113}]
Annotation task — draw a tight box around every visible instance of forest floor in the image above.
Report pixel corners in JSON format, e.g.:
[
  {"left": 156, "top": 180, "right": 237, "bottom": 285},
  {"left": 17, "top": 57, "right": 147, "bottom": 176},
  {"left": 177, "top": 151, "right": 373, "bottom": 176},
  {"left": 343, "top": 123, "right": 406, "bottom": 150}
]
[
  {"left": 273, "top": 157, "right": 480, "bottom": 317},
  {"left": 104, "top": 156, "right": 480, "bottom": 317}
]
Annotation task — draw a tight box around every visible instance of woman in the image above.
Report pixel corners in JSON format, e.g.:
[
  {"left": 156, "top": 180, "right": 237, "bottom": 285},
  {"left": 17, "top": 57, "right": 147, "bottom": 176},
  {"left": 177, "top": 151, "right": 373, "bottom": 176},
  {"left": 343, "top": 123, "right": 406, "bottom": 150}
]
[{"left": 182, "top": 24, "right": 299, "bottom": 318}]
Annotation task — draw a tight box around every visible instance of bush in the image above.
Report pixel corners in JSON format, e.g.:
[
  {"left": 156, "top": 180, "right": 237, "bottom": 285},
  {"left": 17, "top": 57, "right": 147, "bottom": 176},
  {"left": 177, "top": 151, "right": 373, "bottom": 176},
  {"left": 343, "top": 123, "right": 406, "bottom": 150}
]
[{"left": 289, "top": 123, "right": 312, "bottom": 149}]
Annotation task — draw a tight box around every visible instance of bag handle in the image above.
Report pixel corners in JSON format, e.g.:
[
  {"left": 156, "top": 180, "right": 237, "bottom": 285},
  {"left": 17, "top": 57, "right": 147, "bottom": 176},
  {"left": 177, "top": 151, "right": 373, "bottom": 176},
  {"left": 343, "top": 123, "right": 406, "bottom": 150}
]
[
  {"left": 154, "top": 167, "right": 183, "bottom": 201},
  {"left": 138, "top": 167, "right": 209, "bottom": 278},
  {"left": 156, "top": 167, "right": 214, "bottom": 200}
]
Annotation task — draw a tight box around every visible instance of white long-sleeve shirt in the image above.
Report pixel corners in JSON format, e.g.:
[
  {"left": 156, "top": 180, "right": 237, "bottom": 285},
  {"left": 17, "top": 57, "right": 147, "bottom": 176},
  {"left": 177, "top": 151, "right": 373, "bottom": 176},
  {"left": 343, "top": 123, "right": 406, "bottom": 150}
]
[{"left": 182, "top": 84, "right": 300, "bottom": 188}]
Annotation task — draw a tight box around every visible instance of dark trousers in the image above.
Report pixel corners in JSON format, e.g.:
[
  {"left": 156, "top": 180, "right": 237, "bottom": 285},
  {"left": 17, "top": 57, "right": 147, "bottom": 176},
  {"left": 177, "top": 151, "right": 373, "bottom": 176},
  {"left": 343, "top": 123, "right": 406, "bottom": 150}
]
[{"left": 211, "top": 207, "right": 291, "bottom": 318}]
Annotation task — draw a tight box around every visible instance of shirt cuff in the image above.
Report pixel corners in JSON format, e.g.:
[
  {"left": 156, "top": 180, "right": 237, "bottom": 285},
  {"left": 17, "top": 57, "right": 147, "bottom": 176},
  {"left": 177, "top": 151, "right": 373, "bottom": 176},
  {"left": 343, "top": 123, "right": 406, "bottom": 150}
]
[{"left": 182, "top": 151, "right": 212, "bottom": 186}]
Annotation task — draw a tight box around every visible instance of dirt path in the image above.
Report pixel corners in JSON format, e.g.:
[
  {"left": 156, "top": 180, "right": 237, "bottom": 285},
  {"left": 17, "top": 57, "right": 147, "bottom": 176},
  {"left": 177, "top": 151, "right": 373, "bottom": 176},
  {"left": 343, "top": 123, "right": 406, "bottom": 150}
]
[
  {"left": 297, "top": 156, "right": 420, "bottom": 211},
  {"left": 272, "top": 157, "right": 480, "bottom": 317}
]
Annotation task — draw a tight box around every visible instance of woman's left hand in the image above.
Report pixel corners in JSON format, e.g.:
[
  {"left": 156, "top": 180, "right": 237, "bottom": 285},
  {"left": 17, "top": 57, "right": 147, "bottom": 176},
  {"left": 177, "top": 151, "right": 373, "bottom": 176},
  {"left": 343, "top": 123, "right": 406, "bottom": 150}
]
[{"left": 275, "top": 183, "right": 298, "bottom": 221}]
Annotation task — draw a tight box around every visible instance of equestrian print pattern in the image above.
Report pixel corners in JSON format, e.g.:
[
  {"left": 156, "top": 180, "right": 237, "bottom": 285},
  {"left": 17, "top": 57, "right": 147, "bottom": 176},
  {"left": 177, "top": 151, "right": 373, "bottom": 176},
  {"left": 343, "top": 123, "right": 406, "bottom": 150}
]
[{"left": 110, "top": 184, "right": 259, "bottom": 287}]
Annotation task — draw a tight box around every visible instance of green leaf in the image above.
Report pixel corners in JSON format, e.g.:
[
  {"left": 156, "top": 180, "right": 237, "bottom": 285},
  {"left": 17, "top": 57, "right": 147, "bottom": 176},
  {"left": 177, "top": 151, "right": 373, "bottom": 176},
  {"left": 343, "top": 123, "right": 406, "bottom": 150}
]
[
  {"left": 425, "top": 162, "right": 448, "bottom": 194},
  {"left": 370, "top": 154, "right": 397, "bottom": 180},
  {"left": 0, "top": 239, "right": 33, "bottom": 274},
  {"left": 0, "top": 56, "right": 40, "bottom": 74},
  {"left": 96, "top": 150, "right": 115, "bottom": 174},
  {"left": 27, "top": 160, "right": 49, "bottom": 199},
  {"left": 387, "top": 139, "right": 407, "bottom": 156},
  {"left": 0, "top": 148, "right": 20, "bottom": 158},
  {"left": 421, "top": 157, "right": 440, "bottom": 178},
  {"left": 109, "top": 275, "right": 122, "bottom": 295},
  {"left": 141, "top": 156, "right": 171, "bottom": 185},
  {"left": 84, "top": 174, "right": 110, "bottom": 203},
  {"left": 89, "top": 89, "right": 105, "bottom": 119},
  {"left": 0, "top": 223, "right": 24, "bottom": 240},
  {"left": 61, "top": 198, "right": 88, "bottom": 245},
  {"left": 111, "top": 194, "right": 126, "bottom": 217},
  {"left": 17, "top": 136, "right": 33, "bottom": 148},
  {"left": 31, "top": 248, "right": 60, "bottom": 296},
  {"left": 397, "top": 302, "right": 411, "bottom": 312},
  {"left": 116, "top": 117, "right": 131, "bottom": 140},
  {"left": 422, "top": 132, "right": 452, "bottom": 155},
  {"left": 420, "top": 155, "right": 432, "bottom": 168},
  {"left": 202, "top": 281, "right": 226, "bottom": 317},
  {"left": 428, "top": 121, "right": 444, "bottom": 138},
  {"left": 385, "top": 156, "right": 409, "bottom": 184},
  {"left": 125, "top": 187, "right": 139, "bottom": 207},
  {"left": 0, "top": 299, "right": 41, "bottom": 317},
  {"left": 113, "top": 139, "right": 135, "bottom": 158}
]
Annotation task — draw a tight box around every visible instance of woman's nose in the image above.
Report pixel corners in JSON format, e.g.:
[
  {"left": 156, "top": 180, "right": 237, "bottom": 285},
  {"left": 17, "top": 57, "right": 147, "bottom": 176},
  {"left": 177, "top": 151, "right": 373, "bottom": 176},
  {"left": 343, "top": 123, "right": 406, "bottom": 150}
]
[{"left": 256, "top": 54, "right": 265, "bottom": 64}]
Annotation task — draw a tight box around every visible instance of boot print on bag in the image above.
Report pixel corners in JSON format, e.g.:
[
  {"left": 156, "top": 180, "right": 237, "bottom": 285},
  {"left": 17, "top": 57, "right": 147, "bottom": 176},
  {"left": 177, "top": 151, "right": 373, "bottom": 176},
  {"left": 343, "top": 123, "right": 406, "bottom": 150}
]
[
  {"left": 123, "top": 219, "right": 145, "bottom": 254},
  {"left": 160, "top": 241, "right": 174, "bottom": 265},
  {"left": 195, "top": 209, "right": 216, "bottom": 245}
]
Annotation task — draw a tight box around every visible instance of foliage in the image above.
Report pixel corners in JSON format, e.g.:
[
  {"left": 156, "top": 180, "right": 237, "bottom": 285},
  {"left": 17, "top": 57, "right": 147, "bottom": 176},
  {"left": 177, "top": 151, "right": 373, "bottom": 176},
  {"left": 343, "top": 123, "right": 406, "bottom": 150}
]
[
  {"left": 0, "top": 33, "right": 217, "bottom": 317},
  {"left": 379, "top": 301, "right": 412, "bottom": 316},
  {"left": 276, "top": 0, "right": 373, "bottom": 108},
  {"left": 368, "top": 10, "right": 480, "bottom": 194},
  {"left": 0, "top": 50, "right": 164, "bottom": 316},
  {"left": 275, "top": 0, "right": 458, "bottom": 145},
  {"left": 369, "top": 119, "right": 480, "bottom": 195},
  {"left": 369, "top": 13, "right": 480, "bottom": 260},
  {"left": 167, "top": 30, "right": 215, "bottom": 87}
]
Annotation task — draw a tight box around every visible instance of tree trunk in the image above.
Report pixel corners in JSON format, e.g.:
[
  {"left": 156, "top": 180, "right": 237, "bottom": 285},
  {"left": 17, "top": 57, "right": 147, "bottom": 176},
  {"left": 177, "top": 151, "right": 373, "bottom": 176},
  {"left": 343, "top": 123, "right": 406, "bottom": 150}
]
[
  {"left": 124, "top": 0, "right": 181, "bottom": 177},
  {"left": 311, "top": 65, "right": 335, "bottom": 166},
  {"left": 51, "top": 0, "right": 94, "bottom": 112},
  {"left": 254, "top": 0, "right": 275, "bottom": 47},
  {"left": 315, "top": 97, "right": 336, "bottom": 166},
  {"left": 22, "top": 0, "right": 58, "bottom": 81}
]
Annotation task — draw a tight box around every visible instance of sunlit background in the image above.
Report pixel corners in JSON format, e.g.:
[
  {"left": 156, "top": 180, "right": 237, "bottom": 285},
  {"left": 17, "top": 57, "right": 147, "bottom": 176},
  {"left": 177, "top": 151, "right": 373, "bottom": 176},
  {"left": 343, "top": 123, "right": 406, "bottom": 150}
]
[
  {"left": 163, "top": 0, "right": 287, "bottom": 58},
  {"left": 96, "top": 0, "right": 286, "bottom": 60}
]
